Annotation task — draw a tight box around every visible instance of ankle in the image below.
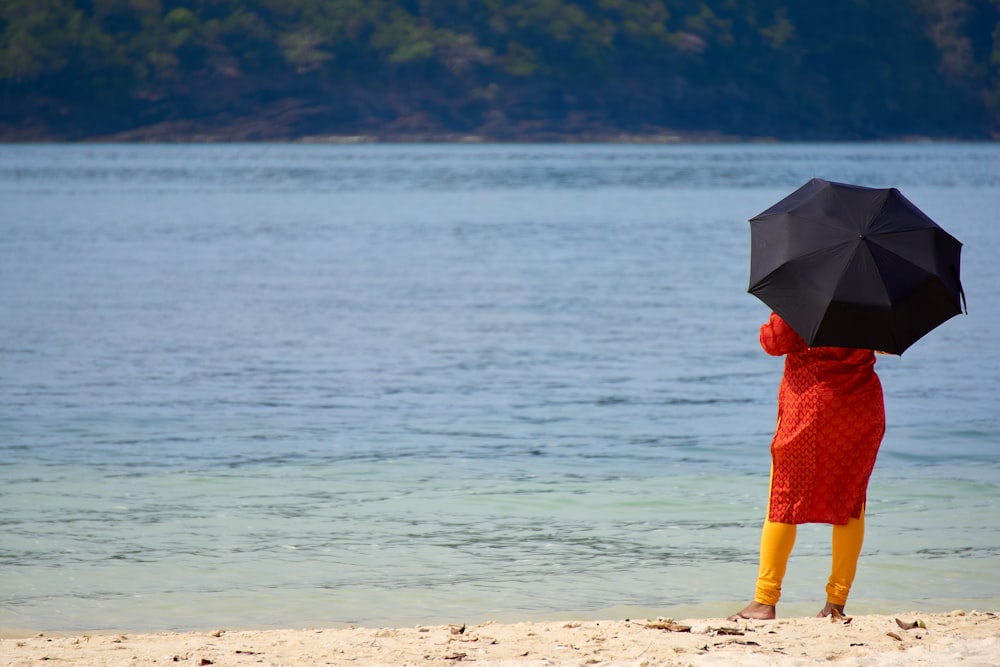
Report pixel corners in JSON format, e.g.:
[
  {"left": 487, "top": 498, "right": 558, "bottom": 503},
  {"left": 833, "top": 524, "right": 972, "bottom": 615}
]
[{"left": 818, "top": 602, "right": 846, "bottom": 618}]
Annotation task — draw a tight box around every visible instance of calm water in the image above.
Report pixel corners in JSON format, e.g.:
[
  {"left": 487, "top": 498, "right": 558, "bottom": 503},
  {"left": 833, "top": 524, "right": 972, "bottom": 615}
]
[{"left": 1, "top": 143, "right": 998, "bottom": 633}]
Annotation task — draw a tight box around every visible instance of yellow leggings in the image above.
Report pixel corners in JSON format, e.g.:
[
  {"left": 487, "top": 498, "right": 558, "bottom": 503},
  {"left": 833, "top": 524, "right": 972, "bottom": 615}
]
[{"left": 753, "top": 511, "right": 866, "bottom": 607}]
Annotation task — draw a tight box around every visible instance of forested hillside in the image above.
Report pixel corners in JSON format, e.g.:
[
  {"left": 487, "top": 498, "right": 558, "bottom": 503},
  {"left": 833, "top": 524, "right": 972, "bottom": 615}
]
[{"left": 2, "top": 0, "right": 998, "bottom": 141}]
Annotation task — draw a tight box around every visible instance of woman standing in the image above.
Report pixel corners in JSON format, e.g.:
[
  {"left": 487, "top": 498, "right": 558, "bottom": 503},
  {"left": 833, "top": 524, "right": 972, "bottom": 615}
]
[{"left": 730, "top": 311, "right": 885, "bottom": 620}]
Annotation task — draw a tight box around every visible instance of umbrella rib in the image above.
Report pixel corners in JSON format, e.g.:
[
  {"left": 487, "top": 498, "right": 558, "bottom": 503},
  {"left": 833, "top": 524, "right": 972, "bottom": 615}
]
[
  {"left": 863, "top": 228, "right": 938, "bottom": 273},
  {"left": 840, "top": 240, "right": 893, "bottom": 307}
]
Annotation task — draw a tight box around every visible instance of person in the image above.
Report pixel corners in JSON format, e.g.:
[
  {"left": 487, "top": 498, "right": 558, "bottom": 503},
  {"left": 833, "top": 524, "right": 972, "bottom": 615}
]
[{"left": 730, "top": 311, "right": 885, "bottom": 621}]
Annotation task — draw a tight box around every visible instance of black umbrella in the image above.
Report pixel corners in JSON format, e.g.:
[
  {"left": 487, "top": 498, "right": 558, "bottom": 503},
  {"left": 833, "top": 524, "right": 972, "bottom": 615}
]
[{"left": 748, "top": 178, "right": 965, "bottom": 355}]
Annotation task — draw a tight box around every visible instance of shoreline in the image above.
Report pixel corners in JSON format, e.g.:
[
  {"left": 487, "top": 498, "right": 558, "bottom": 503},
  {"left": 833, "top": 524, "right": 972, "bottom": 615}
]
[
  {"left": 4, "top": 611, "right": 997, "bottom": 666},
  {"left": 2, "top": 124, "right": 980, "bottom": 144}
]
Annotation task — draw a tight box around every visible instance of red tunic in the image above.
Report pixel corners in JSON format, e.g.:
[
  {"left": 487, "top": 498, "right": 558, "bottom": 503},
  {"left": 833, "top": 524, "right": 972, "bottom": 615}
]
[{"left": 761, "top": 312, "right": 885, "bottom": 525}]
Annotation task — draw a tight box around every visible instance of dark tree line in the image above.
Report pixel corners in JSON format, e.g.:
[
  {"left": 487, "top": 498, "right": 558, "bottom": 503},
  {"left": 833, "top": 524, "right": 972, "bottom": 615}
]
[{"left": 2, "top": 0, "right": 998, "bottom": 140}]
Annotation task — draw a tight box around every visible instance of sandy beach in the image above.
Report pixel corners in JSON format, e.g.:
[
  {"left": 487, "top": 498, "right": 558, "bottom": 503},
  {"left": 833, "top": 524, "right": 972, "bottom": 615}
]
[{"left": 3, "top": 611, "right": 997, "bottom": 666}]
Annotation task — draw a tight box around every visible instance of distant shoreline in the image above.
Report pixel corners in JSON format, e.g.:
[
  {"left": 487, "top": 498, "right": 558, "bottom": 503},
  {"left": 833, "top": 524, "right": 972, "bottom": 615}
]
[
  {"left": 0, "top": 124, "right": 760, "bottom": 144},
  {"left": 3, "top": 116, "right": 985, "bottom": 145},
  {"left": 4, "top": 130, "right": 982, "bottom": 144}
]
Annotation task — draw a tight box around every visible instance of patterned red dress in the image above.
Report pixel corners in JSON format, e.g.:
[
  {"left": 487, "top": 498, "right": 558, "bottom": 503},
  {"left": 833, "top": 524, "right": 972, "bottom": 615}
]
[{"left": 761, "top": 312, "right": 885, "bottom": 525}]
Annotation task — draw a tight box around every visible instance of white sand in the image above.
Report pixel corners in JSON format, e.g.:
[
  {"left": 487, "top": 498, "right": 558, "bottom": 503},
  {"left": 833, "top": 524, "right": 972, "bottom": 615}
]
[{"left": 3, "top": 610, "right": 998, "bottom": 666}]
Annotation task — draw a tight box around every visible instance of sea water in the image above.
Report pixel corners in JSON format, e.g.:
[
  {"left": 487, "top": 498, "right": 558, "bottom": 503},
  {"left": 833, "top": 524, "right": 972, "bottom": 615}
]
[{"left": 1, "top": 143, "right": 998, "bottom": 633}]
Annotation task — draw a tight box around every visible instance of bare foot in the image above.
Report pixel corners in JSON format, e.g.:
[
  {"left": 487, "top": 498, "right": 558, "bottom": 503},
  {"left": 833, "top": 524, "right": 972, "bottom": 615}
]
[
  {"left": 728, "top": 601, "right": 776, "bottom": 621},
  {"left": 817, "top": 602, "right": 846, "bottom": 618}
]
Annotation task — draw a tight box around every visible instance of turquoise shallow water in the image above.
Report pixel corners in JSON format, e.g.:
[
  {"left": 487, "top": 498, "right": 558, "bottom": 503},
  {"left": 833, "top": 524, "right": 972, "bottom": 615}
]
[
  {"left": 4, "top": 461, "right": 998, "bottom": 631},
  {"left": 1, "top": 143, "right": 999, "bottom": 632}
]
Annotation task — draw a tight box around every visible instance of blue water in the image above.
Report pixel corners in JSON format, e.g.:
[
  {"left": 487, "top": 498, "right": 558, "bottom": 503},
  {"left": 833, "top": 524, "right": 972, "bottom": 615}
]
[{"left": 1, "top": 143, "right": 999, "bottom": 633}]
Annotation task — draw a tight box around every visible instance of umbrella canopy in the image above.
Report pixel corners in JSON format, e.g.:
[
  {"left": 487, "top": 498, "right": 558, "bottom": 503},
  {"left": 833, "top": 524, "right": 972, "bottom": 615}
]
[{"left": 748, "top": 178, "right": 965, "bottom": 354}]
